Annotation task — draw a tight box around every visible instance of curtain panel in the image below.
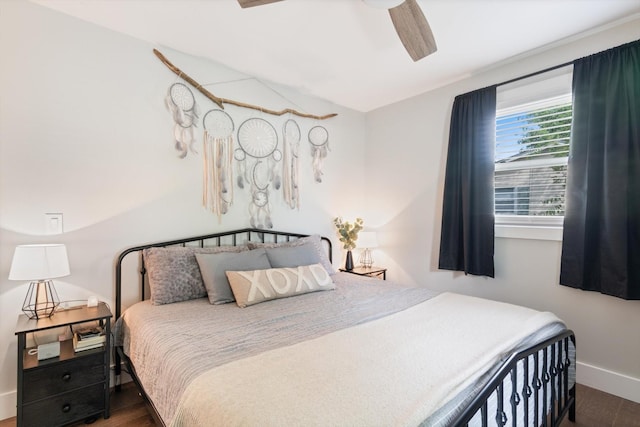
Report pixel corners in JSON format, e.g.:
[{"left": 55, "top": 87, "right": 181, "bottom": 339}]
[
  {"left": 439, "top": 86, "right": 497, "bottom": 278},
  {"left": 560, "top": 40, "right": 640, "bottom": 300}
]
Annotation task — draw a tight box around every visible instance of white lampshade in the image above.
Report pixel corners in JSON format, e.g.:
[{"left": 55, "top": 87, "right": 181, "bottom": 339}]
[
  {"left": 9, "top": 244, "right": 70, "bottom": 281},
  {"left": 9, "top": 244, "right": 70, "bottom": 319},
  {"left": 357, "top": 232, "right": 378, "bottom": 249}
]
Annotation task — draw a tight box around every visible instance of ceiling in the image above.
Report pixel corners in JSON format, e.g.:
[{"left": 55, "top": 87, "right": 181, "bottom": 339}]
[{"left": 31, "top": 0, "right": 640, "bottom": 112}]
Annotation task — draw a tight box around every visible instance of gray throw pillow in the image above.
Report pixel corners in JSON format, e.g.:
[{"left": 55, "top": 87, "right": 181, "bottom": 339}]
[
  {"left": 195, "top": 248, "right": 271, "bottom": 304},
  {"left": 144, "top": 245, "right": 247, "bottom": 305},
  {"left": 265, "top": 242, "right": 321, "bottom": 268},
  {"left": 248, "top": 235, "right": 335, "bottom": 275}
]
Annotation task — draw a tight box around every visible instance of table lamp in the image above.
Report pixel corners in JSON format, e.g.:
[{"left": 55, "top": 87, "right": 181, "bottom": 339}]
[
  {"left": 9, "top": 244, "right": 70, "bottom": 319},
  {"left": 357, "top": 232, "right": 378, "bottom": 268}
]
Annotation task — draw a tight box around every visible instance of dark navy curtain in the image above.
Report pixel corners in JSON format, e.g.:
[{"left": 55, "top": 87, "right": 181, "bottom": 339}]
[
  {"left": 439, "top": 86, "right": 497, "bottom": 277},
  {"left": 560, "top": 40, "right": 640, "bottom": 300}
]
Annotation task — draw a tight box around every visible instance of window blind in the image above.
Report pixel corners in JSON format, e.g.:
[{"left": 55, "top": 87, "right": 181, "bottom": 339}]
[{"left": 495, "top": 95, "right": 571, "bottom": 217}]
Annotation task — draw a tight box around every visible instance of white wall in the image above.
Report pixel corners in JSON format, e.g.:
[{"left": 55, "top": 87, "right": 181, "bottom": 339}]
[
  {"left": 0, "top": 1, "right": 366, "bottom": 419},
  {"left": 365, "top": 18, "right": 640, "bottom": 403},
  {"left": 1, "top": 0, "right": 638, "bottom": 421}
]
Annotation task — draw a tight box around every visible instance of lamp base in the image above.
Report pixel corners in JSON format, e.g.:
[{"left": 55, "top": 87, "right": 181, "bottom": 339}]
[
  {"left": 359, "top": 248, "right": 373, "bottom": 268},
  {"left": 22, "top": 280, "right": 60, "bottom": 319}
]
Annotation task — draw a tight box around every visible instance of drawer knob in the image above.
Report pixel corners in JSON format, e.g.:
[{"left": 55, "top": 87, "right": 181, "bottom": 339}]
[
  {"left": 62, "top": 403, "right": 71, "bottom": 413},
  {"left": 61, "top": 373, "right": 71, "bottom": 382}
]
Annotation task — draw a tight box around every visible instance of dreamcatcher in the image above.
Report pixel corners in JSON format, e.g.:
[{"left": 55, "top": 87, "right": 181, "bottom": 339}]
[
  {"left": 202, "top": 109, "right": 235, "bottom": 221},
  {"left": 235, "top": 118, "right": 281, "bottom": 229},
  {"left": 164, "top": 82, "right": 199, "bottom": 159},
  {"left": 282, "top": 119, "right": 301, "bottom": 210},
  {"left": 308, "top": 125, "right": 330, "bottom": 182}
]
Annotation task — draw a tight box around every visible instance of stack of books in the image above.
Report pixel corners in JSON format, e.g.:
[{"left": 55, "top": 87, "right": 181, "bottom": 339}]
[{"left": 72, "top": 326, "right": 105, "bottom": 352}]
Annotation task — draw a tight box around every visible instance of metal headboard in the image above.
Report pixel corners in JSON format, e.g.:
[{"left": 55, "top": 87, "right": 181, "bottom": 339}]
[{"left": 114, "top": 228, "right": 332, "bottom": 320}]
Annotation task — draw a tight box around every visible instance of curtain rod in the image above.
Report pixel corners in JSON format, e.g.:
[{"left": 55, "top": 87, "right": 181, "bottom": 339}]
[
  {"left": 489, "top": 39, "right": 638, "bottom": 89},
  {"left": 496, "top": 59, "right": 574, "bottom": 88}
]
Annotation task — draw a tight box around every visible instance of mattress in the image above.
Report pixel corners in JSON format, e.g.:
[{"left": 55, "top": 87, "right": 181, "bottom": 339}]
[{"left": 115, "top": 272, "right": 568, "bottom": 426}]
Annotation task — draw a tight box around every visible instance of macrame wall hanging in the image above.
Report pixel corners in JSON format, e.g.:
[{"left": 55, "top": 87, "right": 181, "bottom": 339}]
[
  {"left": 308, "top": 126, "right": 330, "bottom": 183},
  {"left": 235, "top": 118, "right": 282, "bottom": 228},
  {"left": 155, "top": 49, "right": 338, "bottom": 227},
  {"left": 202, "top": 109, "right": 235, "bottom": 221},
  {"left": 282, "top": 119, "right": 301, "bottom": 209},
  {"left": 164, "top": 82, "right": 200, "bottom": 158}
]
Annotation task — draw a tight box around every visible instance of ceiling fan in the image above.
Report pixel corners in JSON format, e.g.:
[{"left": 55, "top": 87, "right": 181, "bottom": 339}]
[{"left": 236, "top": 0, "right": 437, "bottom": 62}]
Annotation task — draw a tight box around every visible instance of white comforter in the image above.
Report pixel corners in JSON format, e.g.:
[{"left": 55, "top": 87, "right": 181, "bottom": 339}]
[
  {"left": 116, "top": 273, "right": 440, "bottom": 425},
  {"left": 170, "top": 292, "right": 563, "bottom": 427}
]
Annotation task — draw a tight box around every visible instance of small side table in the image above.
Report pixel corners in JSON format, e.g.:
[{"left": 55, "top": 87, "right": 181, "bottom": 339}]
[
  {"left": 340, "top": 266, "right": 387, "bottom": 280},
  {"left": 15, "top": 303, "right": 112, "bottom": 427}
]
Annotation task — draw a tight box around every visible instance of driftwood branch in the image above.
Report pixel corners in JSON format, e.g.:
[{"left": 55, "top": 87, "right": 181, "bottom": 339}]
[{"left": 153, "top": 49, "right": 337, "bottom": 120}]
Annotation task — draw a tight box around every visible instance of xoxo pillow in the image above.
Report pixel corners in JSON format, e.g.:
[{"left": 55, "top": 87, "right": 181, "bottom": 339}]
[{"left": 226, "top": 263, "right": 335, "bottom": 308}]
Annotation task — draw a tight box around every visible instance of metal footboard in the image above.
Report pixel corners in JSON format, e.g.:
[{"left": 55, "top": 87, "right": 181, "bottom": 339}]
[{"left": 450, "top": 330, "right": 576, "bottom": 427}]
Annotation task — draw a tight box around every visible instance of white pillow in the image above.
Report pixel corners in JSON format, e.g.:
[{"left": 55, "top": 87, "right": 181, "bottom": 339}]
[{"left": 226, "top": 264, "right": 335, "bottom": 308}]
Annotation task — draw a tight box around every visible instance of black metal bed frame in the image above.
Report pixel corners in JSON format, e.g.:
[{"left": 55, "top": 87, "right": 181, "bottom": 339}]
[
  {"left": 114, "top": 228, "right": 331, "bottom": 426},
  {"left": 113, "top": 228, "right": 575, "bottom": 427},
  {"left": 451, "top": 330, "right": 576, "bottom": 426}
]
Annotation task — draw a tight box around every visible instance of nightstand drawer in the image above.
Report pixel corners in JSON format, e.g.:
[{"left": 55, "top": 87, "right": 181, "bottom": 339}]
[
  {"left": 22, "top": 382, "right": 105, "bottom": 427},
  {"left": 15, "top": 303, "right": 112, "bottom": 426},
  {"left": 23, "top": 352, "right": 105, "bottom": 403}
]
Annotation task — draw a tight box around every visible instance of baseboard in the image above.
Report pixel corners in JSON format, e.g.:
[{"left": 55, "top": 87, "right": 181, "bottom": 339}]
[
  {"left": 577, "top": 361, "right": 640, "bottom": 403},
  {"left": 0, "top": 390, "right": 15, "bottom": 422},
  {"left": 113, "top": 369, "right": 133, "bottom": 388}
]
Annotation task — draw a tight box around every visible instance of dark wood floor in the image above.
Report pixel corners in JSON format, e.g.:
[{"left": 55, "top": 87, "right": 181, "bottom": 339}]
[
  {"left": 0, "top": 382, "right": 154, "bottom": 427},
  {"left": 1, "top": 382, "right": 638, "bottom": 426},
  {"left": 74, "top": 381, "right": 156, "bottom": 426},
  {"left": 560, "top": 384, "right": 640, "bottom": 427}
]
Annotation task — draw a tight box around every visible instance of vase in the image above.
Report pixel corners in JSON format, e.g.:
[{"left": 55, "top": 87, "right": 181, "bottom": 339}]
[{"left": 345, "top": 250, "right": 354, "bottom": 271}]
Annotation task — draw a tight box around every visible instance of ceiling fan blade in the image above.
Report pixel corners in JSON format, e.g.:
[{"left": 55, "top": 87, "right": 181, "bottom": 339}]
[
  {"left": 388, "top": 0, "right": 437, "bottom": 62},
  {"left": 237, "top": 0, "right": 284, "bottom": 8}
]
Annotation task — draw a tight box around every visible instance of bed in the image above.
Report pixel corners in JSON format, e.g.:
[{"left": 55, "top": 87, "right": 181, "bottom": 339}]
[{"left": 113, "top": 228, "right": 576, "bottom": 427}]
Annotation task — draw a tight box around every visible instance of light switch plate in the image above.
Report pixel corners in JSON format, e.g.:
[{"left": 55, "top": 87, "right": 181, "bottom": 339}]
[{"left": 45, "top": 213, "right": 63, "bottom": 235}]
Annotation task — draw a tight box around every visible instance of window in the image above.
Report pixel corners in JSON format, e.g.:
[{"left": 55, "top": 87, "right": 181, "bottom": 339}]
[
  {"left": 495, "top": 186, "right": 530, "bottom": 215},
  {"left": 495, "top": 69, "right": 572, "bottom": 229}
]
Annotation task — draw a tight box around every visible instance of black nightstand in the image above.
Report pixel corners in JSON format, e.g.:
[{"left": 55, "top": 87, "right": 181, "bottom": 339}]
[
  {"left": 339, "top": 266, "right": 387, "bottom": 280},
  {"left": 14, "top": 303, "right": 112, "bottom": 427}
]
